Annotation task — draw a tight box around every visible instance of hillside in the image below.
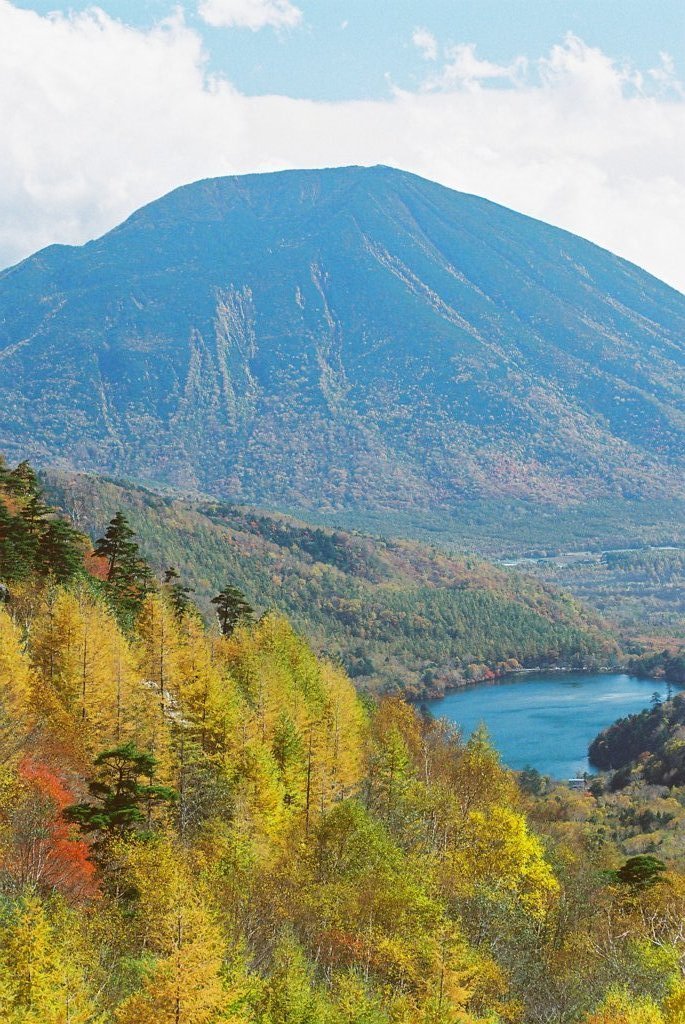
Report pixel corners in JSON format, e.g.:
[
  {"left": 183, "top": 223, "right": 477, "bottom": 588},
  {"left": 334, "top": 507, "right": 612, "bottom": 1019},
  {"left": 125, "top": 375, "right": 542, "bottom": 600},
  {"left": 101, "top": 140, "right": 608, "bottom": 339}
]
[
  {"left": 589, "top": 680, "right": 685, "bottom": 785},
  {"left": 44, "top": 468, "right": 617, "bottom": 695},
  {"left": 2, "top": 455, "right": 685, "bottom": 1021},
  {"left": 1, "top": 165, "right": 684, "bottom": 520}
]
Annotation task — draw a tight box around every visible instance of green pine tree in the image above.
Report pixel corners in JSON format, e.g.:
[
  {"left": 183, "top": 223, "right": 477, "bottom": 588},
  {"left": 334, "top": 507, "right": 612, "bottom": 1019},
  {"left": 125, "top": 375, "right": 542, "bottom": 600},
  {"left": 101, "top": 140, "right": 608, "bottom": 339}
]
[
  {"left": 64, "top": 742, "right": 176, "bottom": 840},
  {"left": 6, "top": 460, "right": 41, "bottom": 497},
  {"left": 94, "top": 511, "right": 152, "bottom": 616},
  {"left": 0, "top": 501, "right": 36, "bottom": 581},
  {"left": 163, "top": 566, "right": 195, "bottom": 619},
  {"left": 211, "top": 585, "right": 254, "bottom": 637},
  {"left": 35, "top": 519, "right": 84, "bottom": 582}
]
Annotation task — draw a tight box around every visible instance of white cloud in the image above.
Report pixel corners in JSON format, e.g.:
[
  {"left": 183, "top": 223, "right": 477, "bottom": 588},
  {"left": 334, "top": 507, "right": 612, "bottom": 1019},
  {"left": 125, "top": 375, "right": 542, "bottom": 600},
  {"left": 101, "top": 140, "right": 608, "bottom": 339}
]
[
  {"left": 412, "top": 27, "right": 438, "bottom": 62},
  {"left": 430, "top": 42, "right": 527, "bottom": 88},
  {"left": 198, "top": 0, "right": 302, "bottom": 31},
  {"left": 0, "top": 5, "right": 683, "bottom": 294},
  {"left": 648, "top": 51, "right": 685, "bottom": 98}
]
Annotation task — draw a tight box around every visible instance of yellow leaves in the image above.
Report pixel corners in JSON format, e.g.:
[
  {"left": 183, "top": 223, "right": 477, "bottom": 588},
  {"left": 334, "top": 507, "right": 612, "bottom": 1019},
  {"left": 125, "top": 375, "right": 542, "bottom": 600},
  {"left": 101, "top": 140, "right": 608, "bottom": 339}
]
[
  {"left": 214, "top": 614, "right": 366, "bottom": 836},
  {"left": 663, "top": 984, "right": 685, "bottom": 1024},
  {"left": 28, "top": 586, "right": 165, "bottom": 755},
  {"left": 583, "top": 987, "right": 664, "bottom": 1024},
  {"left": 114, "top": 918, "right": 225, "bottom": 1024},
  {"left": 233, "top": 739, "right": 287, "bottom": 848},
  {"left": 136, "top": 593, "right": 182, "bottom": 707},
  {"left": 176, "top": 613, "right": 245, "bottom": 758},
  {"left": 453, "top": 727, "right": 518, "bottom": 818},
  {"left": 114, "top": 837, "right": 234, "bottom": 1024},
  {"left": 455, "top": 805, "right": 559, "bottom": 917},
  {"left": 0, "top": 605, "right": 33, "bottom": 713},
  {"left": 0, "top": 893, "right": 101, "bottom": 1024}
]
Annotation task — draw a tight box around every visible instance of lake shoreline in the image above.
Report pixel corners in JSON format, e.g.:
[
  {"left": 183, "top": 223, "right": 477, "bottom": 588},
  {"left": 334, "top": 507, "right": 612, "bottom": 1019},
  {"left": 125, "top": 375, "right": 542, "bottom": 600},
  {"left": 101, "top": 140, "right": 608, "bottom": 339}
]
[
  {"left": 418, "top": 670, "right": 680, "bottom": 779},
  {"left": 415, "top": 663, "right": 635, "bottom": 703}
]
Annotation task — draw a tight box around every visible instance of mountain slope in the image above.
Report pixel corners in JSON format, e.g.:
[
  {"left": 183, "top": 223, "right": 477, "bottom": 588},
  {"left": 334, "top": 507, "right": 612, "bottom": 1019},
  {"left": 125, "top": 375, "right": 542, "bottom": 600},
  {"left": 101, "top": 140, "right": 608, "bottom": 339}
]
[
  {"left": 2, "top": 165, "right": 684, "bottom": 511},
  {"left": 45, "top": 468, "right": 617, "bottom": 695}
]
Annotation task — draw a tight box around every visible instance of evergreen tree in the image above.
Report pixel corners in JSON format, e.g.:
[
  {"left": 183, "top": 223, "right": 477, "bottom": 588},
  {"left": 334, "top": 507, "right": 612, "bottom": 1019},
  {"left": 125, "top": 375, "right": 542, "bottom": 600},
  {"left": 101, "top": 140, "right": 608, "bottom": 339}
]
[
  {"left": 64, "top": 742, "right": 176, "bottom": 839},
  {"left": 94, "top": 512, "right": 152, "bottom": 615},
  {"left": 35, "top": 519, "right": 83, "bottom": 582},
  {"left": 94, "top": 511, "right": 139, "bottom": 580},
  {"left": 211, "top": 585, "right": 254, "bottom": 637},
  {"left": 5, "top": 459, "right": 40, "bottom": 497},
  {"left": 19, "top": 492, "right": 52, "bottom": 537},
  {"left": 613, "top": 854, "right": 667, "bottom": 889},
  {"left": 0, "top": 501, "right": 36, "bottom": 581},
  {"left": 163, "top": 566, "right": 195, "bottom": 619}
]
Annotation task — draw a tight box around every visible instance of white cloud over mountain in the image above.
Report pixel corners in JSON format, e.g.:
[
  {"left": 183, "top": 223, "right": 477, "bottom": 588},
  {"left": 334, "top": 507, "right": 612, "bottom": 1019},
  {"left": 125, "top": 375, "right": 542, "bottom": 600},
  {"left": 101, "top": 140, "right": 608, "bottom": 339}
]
[{"left": 0, "top": 2, "right": 683, "bottom": 292}]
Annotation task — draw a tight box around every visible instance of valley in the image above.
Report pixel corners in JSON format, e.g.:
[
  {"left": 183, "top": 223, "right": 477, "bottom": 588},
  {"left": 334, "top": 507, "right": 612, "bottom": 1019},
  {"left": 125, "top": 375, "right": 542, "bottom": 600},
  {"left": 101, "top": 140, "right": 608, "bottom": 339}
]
[
  {"left": 1, "top": 4, "right": 684, "bottom": 1018},
  {"left": 0, "top": 143, "right": 681, "bottom": 1024}
]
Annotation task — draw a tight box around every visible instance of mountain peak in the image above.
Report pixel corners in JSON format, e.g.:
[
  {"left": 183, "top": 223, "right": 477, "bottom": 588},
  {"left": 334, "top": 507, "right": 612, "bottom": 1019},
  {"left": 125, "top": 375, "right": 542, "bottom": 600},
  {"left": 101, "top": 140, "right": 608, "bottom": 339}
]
[{"left": 0, "top": 166, "right": 683, "bottom": 514}]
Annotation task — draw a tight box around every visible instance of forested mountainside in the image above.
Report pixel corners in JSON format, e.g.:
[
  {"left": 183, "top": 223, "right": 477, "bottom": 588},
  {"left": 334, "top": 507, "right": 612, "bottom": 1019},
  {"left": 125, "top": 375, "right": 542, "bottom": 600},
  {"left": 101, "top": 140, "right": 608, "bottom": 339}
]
[
  {"left": 45, "top": 468, "right": 616, "bottom": 695},
  {"left": 4, "top": 456, "right": 685, "bottom": 1022},
  {"left": 1, "top": 166, "right": 684, "bottom": 516},
  {"left": 508, "top": 545, "right": 685, "bottom": 648}
]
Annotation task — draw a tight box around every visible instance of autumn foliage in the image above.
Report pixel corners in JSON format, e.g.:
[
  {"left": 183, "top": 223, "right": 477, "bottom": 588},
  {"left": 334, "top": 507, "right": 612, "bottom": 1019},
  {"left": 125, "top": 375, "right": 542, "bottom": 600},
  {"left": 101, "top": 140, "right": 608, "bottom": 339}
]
[{"left": 0, "top": 457, "right": 683, "bottom": 1022}]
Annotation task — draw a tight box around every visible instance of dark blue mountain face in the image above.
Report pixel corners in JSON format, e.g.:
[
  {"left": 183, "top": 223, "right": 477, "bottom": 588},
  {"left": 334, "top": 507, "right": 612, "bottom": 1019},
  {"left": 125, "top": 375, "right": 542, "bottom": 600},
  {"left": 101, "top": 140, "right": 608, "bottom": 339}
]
[{"left": 0, "top": 165, "right": 683, "bottom": 512}]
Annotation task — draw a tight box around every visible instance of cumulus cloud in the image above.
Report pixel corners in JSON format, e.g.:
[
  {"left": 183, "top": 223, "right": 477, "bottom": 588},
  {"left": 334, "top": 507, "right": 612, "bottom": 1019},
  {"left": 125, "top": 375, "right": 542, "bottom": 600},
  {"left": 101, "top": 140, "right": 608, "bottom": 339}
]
[
  {"left": 412, "top": 27, "right": 438, "bottom": 62},
  {"left": 0, "top": 4, "right": 683, "bottom": 294},
  {"left": 198, "top": 0, "right": 302, "bottom": 31}
]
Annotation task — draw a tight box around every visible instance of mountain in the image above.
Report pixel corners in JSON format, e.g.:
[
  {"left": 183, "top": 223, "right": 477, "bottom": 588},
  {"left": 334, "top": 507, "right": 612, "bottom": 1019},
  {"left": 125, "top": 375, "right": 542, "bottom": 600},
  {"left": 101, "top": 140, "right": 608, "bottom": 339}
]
[
  {"left": 1, "top": 165, "right": 684, "bottom": 514},
  {"left": 44, "top": 468, "right": 617, "bottom": 696}
]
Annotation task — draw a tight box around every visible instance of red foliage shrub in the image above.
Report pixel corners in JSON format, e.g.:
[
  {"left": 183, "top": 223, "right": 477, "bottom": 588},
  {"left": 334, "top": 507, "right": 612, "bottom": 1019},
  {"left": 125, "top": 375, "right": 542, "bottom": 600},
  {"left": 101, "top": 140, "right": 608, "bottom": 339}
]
[{"left": 17, "top": 757, "right": 99, "bottom": 899}]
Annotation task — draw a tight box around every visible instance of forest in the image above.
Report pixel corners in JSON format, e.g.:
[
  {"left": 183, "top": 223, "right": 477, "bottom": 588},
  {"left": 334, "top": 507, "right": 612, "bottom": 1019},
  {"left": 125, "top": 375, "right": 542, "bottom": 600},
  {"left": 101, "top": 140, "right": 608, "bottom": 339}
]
[
  {"left": 44, "top": 469, "right": 616, "bottom": 696},
  {"left": 3, "top": 454, "right": 685, "bottom": 1021}
]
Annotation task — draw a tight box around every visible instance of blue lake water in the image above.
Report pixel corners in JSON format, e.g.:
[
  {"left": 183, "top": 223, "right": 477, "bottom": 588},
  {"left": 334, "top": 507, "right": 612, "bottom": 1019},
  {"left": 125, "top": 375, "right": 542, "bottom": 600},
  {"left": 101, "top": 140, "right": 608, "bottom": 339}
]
[{"left": 422, "top": 672, "right": 678, "bottom": 779}]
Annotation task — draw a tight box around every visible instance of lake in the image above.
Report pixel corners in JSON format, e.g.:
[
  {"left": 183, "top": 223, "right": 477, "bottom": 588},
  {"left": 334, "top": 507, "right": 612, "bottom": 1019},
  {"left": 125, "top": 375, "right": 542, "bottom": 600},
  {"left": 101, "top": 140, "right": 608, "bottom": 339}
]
[{"left": 422, "top": 672, "right": 678, "bottom": 779}]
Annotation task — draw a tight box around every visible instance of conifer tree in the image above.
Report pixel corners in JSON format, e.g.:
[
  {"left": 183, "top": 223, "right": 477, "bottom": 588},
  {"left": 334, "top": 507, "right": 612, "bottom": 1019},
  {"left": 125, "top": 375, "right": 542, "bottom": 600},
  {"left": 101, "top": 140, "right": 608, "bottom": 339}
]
[
  {"left": 30, "top": 588, "right": 123, "bottom": 733},
  {"left": 114, "top": 840, "right": 233, "bottom": 1024},
  {"left": 211, "top": 584, "right": 254, "bottom": 637},
  {"left": 176, "top": 613, "right": 243, "bottom": 755},
  {"left": 0, "top": 894, "right": 98, "bottom": 1024},
  {"left": 137, "top": 593, "right": 181, "bottom": 709},
  {"left": 19, "top": 492, "right": 52, "bottom": 536},
  {"left": 0, "top": 501, "right": 36, "bottom": 581},
  {"left": 163, "top": 566, "right": 195, "bottom": 619},
  {"left": 94, "top": 511, "right": 137, "bottom": 579},
  {"left": 259, "top": 932, "right": 327, "bottom": 1024},
  {"left": 5, "top": 459, "right": 40, "bottom": 497},
  {"left": 0, "top": 605, "right": 34, "bottom": 713},
  {"left": 35, "top": 519, "right": 83, "bottom": 582},
  {"left": 64, "top": 742, "right": 176, "bottom": 840},
  {"left": 94, "top": 512, "right": 152, "bottom": 615}
]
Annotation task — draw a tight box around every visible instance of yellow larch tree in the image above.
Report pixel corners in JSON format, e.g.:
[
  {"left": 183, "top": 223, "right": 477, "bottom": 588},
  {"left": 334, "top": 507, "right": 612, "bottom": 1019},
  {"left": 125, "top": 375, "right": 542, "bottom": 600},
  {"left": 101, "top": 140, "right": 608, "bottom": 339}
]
[
  {"left": 0, "top": 893, "right": 101, "bottom": 1024},
  {"left": 114, "top": 837, "right": 237, "bottom": 1024},
  {"left": 0, "top": 604, "right": 34, "bottom": 715},
  {"left": 137, "top": 593, "right": 182, "bottom": 714}
]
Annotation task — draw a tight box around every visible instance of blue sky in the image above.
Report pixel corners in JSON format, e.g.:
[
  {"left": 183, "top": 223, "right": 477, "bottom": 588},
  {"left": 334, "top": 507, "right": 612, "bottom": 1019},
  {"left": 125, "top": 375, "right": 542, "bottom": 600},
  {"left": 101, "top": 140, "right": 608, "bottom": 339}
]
[
  {"left": 1, "top": 1, "right": 684, "bottom": 290},
  {"left": 13, "top": 0, "right": 685, "bottom": 101}
]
